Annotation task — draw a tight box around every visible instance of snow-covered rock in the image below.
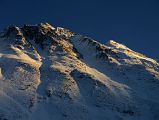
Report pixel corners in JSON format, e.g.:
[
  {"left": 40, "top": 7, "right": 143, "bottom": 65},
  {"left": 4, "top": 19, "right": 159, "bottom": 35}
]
[{"left": 0, "top": 23, "right": 159, "bottom": 120}]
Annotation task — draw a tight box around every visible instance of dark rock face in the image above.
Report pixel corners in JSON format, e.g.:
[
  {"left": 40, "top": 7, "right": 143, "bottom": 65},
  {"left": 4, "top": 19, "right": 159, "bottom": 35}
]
[
  {"left": 3, "top": 26, "right": 22, "bottom": 38},
  {"left": 0, "top": 23, "right": 74, "bottom": 51}
]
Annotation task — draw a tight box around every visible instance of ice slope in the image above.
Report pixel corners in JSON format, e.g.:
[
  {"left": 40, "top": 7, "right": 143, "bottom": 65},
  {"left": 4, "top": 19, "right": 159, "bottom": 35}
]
[{"left": 0, "top": 23, "right": 159, "bottom": 120}]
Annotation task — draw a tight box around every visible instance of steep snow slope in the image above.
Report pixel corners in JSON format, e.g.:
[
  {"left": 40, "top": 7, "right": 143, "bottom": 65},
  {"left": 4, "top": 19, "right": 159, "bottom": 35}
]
[{"left": 0, "top": 23, "right": 159, "bottom": 120}]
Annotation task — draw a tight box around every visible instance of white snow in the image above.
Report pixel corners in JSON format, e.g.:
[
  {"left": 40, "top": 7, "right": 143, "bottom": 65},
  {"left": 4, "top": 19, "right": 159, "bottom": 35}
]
[{"left": 0, "top": 24, "right": 159, "bottom": 120}]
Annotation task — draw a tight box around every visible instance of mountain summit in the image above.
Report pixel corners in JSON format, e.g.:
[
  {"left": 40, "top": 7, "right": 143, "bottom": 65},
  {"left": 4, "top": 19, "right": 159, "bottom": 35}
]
[{"left": 0, "top": 23, "right": 159, "bottom": 120}]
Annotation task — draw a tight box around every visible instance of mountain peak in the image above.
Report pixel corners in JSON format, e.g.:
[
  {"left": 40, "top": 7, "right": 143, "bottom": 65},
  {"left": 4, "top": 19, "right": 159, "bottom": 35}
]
[
  {"left": 1, "top": 23, "right": 73, "bottom": 40},
  {"left": 105, "top": 40, "right": 158, "bottom": 65},
  {"left": 39, "top": 22, "right": 56, "bottom": 30},
  {"left": 107, "top": 40, "right": 129, "bottom": 50}
]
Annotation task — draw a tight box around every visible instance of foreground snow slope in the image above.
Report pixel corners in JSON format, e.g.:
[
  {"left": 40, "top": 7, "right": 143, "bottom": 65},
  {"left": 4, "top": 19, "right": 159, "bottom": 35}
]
[{"left": 0, "top": 23, "right": 159, "bottom": 120}]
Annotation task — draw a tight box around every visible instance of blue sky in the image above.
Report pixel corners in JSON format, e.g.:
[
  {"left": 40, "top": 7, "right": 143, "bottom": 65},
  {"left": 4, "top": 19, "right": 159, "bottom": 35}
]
[{"left": 0, "top": 0, "right": 158, "bottom": 60}]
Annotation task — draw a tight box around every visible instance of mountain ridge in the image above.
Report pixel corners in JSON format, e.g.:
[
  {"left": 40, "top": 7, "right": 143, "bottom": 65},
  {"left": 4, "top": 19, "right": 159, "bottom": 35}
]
[{"left": 0, "top": 23, "right": 159, "bottom": 120}]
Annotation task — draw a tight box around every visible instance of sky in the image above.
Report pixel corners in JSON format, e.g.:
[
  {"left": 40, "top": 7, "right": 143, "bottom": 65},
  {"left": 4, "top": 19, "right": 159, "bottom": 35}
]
[{"left": 0, "top": 0, "right": 158, "bottom": 60}]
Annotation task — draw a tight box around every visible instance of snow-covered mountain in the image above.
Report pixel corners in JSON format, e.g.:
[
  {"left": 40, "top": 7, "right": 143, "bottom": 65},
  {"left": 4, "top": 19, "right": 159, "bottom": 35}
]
[{"left": 0, "top": 23, "right": 159, "bottom": 120}]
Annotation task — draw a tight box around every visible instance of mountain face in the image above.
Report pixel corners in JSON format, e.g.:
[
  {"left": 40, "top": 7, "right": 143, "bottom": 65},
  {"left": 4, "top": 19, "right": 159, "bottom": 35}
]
[{"left": 0, "top": 23, "right": 159, "bottom": 120}]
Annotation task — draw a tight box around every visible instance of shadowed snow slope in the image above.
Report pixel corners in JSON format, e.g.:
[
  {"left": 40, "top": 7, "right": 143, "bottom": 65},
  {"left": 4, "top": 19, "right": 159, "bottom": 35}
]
[{"left": 0, "top": 23, "right": 159, "bottom": 120}]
